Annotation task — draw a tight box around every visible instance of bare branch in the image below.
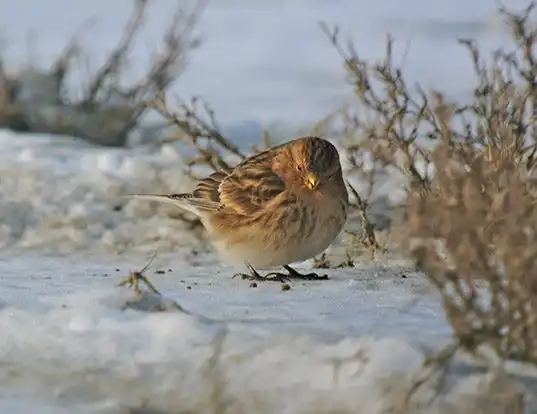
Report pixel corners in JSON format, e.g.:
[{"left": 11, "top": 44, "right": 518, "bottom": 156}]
[
  {"left": 322, "top": 0, "right": 537, "bottom": 371},
  {"left": 50, "top": 17, "right": 97, "bottom": 98},
  {"left": 81, "top": 0, "right": 149, "bottom": 108}
]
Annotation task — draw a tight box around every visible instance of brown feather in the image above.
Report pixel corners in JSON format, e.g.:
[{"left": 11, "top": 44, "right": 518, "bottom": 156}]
[
  {"left": 188, "top": 146, "right": 288, "bottom": 216},
  {"left": 218, "top": 165, "right": 286, "bottom": 215},
  {"left": 191, "top": 171, "right": 229, "bottom": 204}
]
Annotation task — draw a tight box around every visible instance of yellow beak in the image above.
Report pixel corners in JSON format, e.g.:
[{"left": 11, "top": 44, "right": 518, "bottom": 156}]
[{"left": 305, "top": 172, "right": 318, "bottom": 190}]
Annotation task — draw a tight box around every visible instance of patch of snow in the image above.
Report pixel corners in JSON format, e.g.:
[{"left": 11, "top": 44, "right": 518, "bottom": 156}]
[
  {"left": 0, "top": 253, "right": 535, "bottom": 413},
  {"left": 0, "top": 128, "right": 207, "bottom": 253},
  {"left": 0, "top": 128, "right": 404, "bottom": 252}
]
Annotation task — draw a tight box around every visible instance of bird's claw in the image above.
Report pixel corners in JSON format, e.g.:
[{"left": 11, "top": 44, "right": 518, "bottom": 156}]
[
  {"left": 233, "top": 272, "right": 289, "bottom": 283},
  {"left": 232, "top": 263, "right": 288, "bottom": 283},
  {"left": 233, "top": 264, "right": 329, "bottom": 283},
  {"left": 280, "top": 265, "right": 329, "bottom": 280},
  {"left": 286, "top": 272, "right": 329, "bottom": 280}
]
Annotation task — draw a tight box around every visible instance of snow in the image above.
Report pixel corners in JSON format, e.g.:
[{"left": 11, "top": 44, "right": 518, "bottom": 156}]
[
  {"left": 0, "top": 0, "right": 537, "bottom": 412},
  {"left": 0, "top": 252, "right": 535, "bottom": 413},
  {"left": 0, "top": 128, "right": 206, "bottom": 253}
]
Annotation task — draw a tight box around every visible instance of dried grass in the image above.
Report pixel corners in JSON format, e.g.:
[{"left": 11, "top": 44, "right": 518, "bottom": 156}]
[
  {"left": 0, "top": 0, "right": 204, "bottom": 146},
  {"left": 317, "top": 1, "right": 537, "bottom": 406}
]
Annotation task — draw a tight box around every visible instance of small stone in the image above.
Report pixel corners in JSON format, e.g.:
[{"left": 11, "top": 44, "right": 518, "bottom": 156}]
[
  {"left": 249, "top": 282, "right": 258, "bottom": 288},
  {"left": 281, "top": 284, "right": 291, "bottom": 291}
]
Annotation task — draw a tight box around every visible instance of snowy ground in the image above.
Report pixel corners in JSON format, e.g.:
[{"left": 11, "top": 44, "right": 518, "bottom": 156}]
[
  {"left": 2, "top": 1, "right": 537, "bottom": 412},
  {"left": 0, "top": 133, "right": 536, "bottom": 413},
  {"left": 2, "top": 249, "right": 537, "bottom": 413},
  {"left": 1, "top": 251, "right": 535, "bottom": 414}
]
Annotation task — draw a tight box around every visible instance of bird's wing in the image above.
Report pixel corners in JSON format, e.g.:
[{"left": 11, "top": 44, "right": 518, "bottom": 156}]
[
  {"left": 128, "top": 148, "right": 287, "bottom": 216},
  {"left": 187, "top": 147, "right": 287, "bottom": 215},
  {"left": 124, "top": 169, "right": 232, "bottom": 215},
  {"left": 191, "top": 170, "right": 230, "bottom": 205},
  {"left": 217, "top": 163, "right": 286, "bottom": 215}
]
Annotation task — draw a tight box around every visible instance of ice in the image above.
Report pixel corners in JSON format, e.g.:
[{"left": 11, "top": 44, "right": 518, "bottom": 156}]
[{"left": 0, "top": 126, "right": 535, "bottom": 412}]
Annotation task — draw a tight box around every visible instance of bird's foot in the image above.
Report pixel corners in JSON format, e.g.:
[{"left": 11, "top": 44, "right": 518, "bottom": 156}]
[
  {"left": 233, "top": 264, "right": 329, "bottom": 283},
  {"left": 270, "top": 265, "right": 329, "bottom": 281},
  {"left": 117, "top": 270, "right": 162, "bottom": 296},
  {"left": 232, "top": 264, "right": 289, "bottom": 283}
]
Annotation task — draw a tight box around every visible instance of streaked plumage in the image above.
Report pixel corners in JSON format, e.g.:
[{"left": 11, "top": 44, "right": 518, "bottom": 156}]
[{"left": 129, "top": 136, "right": 349, "bottom": 281}]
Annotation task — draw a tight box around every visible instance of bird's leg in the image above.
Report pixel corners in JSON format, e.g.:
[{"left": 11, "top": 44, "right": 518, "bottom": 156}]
[
  {"left": 232, "top": 263, "right": 289, "bottom": 283},
  {"left": 232, "top": 263, "right": 264, "bottom": 281},
  {"left": 265, "top": 265, "right": 329, "bottom": 281},
  {"left": 233, "top": 263, "right": 329, "bottom": 282}
]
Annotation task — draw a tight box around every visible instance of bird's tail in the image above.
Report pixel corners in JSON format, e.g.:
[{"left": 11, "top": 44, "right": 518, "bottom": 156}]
[{"left": 124, "top": 193, "right": 221, "bottom": 216}]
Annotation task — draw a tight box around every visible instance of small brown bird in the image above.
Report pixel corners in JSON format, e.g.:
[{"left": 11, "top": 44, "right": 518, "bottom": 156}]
[{"left": 130, "top": 136, "right": 349, "bottom": 281}]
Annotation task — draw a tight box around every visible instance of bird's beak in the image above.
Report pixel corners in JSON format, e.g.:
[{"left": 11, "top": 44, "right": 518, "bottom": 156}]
[{"left": 305, "top": 172, "right": 318, "bottom": 190}]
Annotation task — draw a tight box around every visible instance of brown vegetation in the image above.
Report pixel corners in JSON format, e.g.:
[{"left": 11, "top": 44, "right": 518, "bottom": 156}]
[
  {"left": 319, "top": 0, "right": 537, "bottom": 390},
  {"left": 0, "top": 0, "right": 203, "bottom": 146}
]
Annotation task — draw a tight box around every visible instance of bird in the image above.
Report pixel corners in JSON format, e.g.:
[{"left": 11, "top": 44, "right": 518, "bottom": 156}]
[{"left": 128, "top": 136, "right": 349, "bottom": 282}]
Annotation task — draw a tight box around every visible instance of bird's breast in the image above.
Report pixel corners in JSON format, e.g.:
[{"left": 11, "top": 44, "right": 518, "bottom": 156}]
[{"left": 206, "top": 191, "right": 348, "bottom": 268}]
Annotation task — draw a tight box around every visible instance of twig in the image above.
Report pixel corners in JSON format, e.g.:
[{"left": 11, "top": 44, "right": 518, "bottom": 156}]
[
  {"left": 117, "top": 249, "right": 161, "bottom": 296},
  {"left": 347, "top": 182, "right": 382, "bottom": 258},
  {"left": 81, "top": 0, "right": 149, "bottom": 108}
]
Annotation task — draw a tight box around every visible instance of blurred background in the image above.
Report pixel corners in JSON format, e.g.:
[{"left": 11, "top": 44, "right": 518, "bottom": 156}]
[
  {"left": 1, "top": 0, "right": 518, "bottom": 137},
  {"left": 0, "top": 0, "right": 526, "bottom": 254}
]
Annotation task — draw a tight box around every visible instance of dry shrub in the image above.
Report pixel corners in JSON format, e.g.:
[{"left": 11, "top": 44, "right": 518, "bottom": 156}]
[
  {"left": 0, "top": 0, "right": 203, "bottom": 146},
  {"left": 322, "top": 1, "right": 537, "bottom": 366},
  {"left": 409, "top": 136, "right": 537, "bottom": 363},
  {"left": 148, "top": 93, "right": 254, "bottom": 178}
]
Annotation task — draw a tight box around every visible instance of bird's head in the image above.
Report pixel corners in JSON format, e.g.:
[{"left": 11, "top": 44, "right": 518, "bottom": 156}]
[{"left": 273, "top": 136, "right": 343, "bottom": 192}]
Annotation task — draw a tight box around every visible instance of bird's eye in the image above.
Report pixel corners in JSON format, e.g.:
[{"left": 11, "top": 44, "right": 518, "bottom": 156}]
[{"left": 296, "top": 165, "right": 304, "bottom": 172}]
